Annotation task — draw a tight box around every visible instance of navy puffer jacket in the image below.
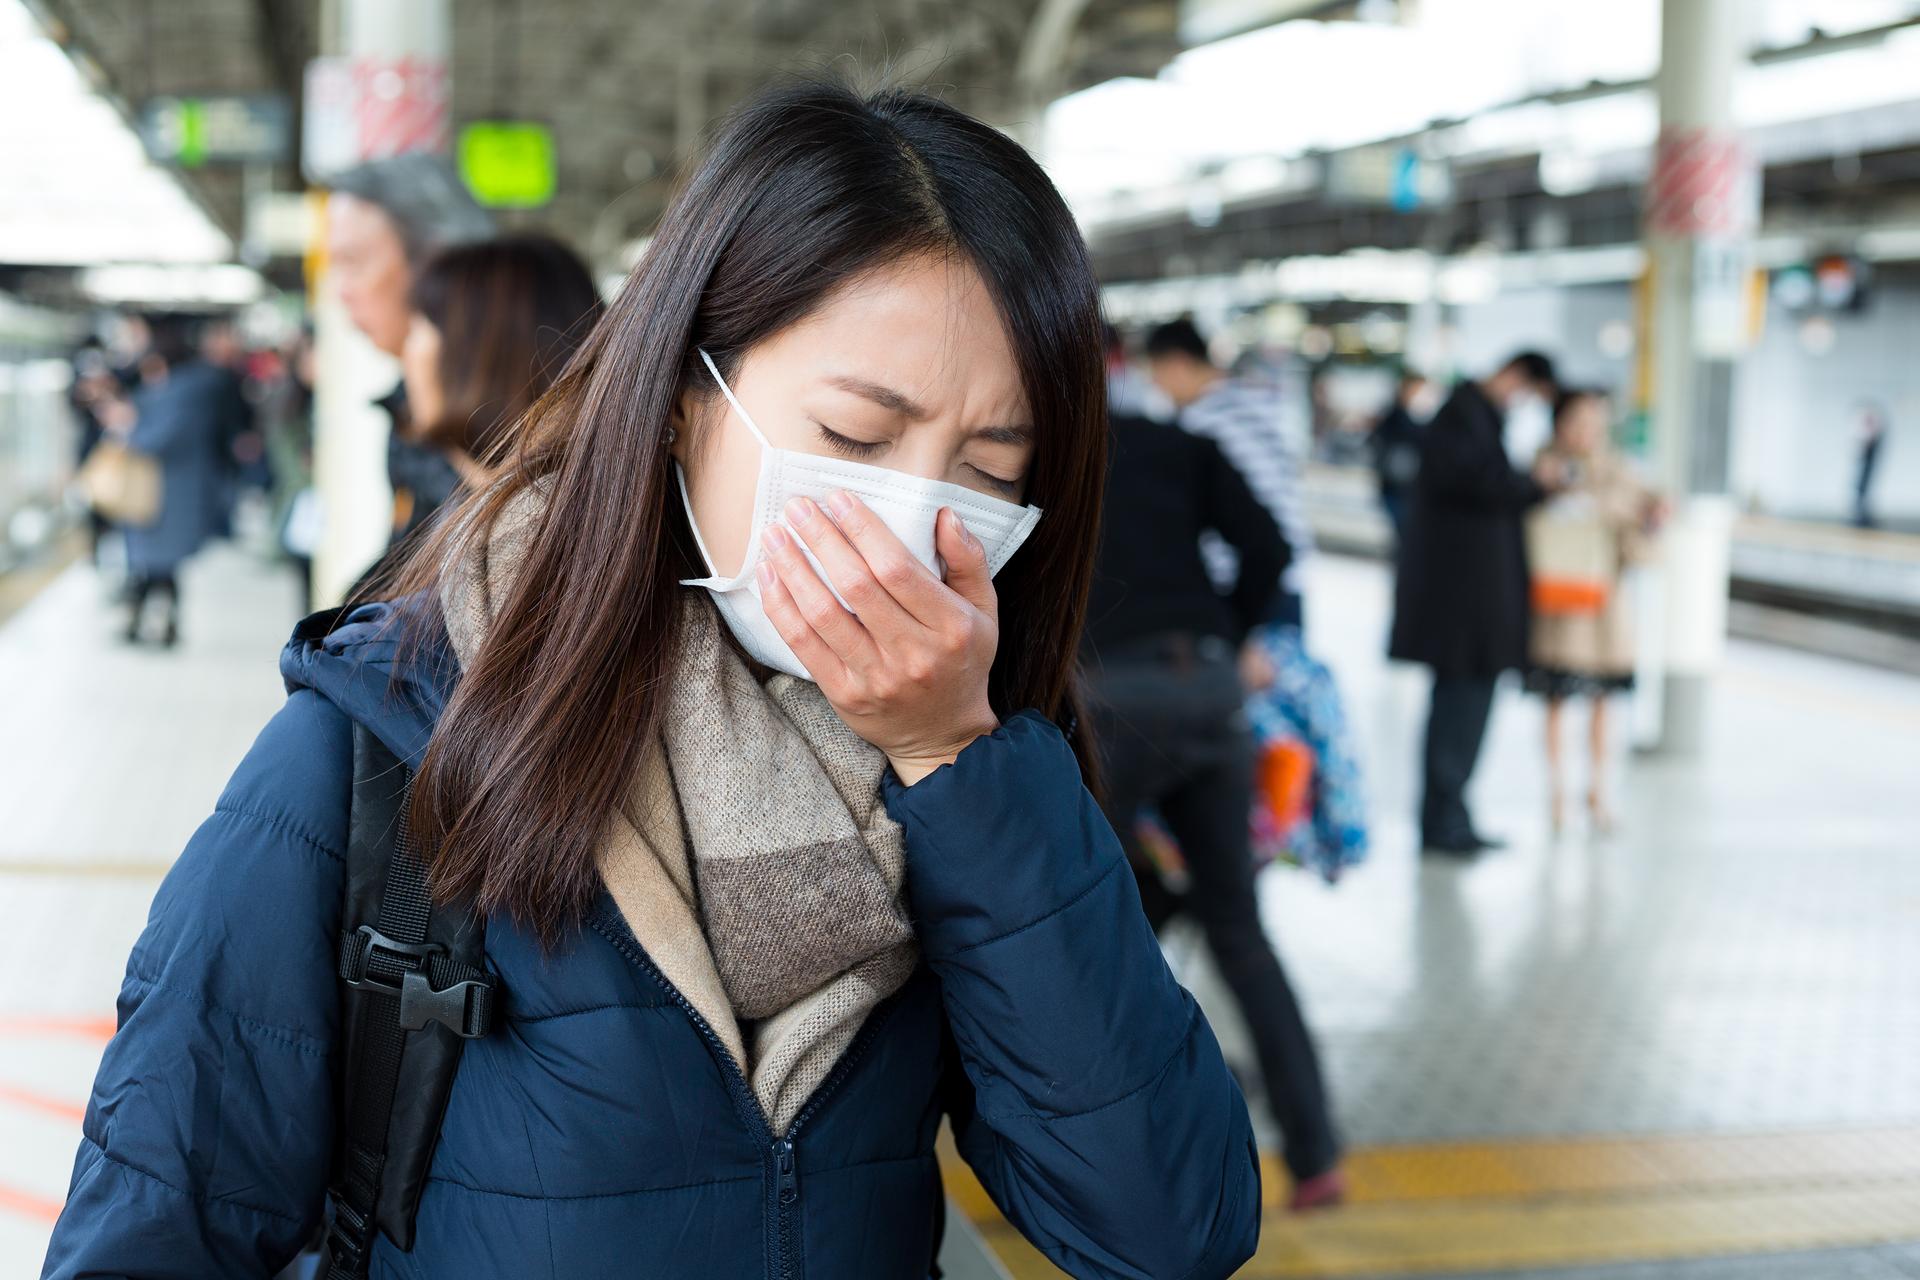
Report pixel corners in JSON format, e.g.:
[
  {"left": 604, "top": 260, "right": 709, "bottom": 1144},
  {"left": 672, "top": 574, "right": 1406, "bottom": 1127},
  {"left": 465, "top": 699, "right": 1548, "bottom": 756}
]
[{"left": 43, "top": 601, "right": 1261, "bottom": 1279}]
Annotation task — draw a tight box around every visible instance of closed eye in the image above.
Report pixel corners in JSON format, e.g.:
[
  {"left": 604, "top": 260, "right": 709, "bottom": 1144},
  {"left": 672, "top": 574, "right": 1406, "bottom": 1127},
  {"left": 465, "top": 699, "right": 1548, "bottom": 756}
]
[
  {"left": 968, "top": 465, "right": 1022, "bottom": 497},
  {"left": 813, "top": 422, "right": 886, "bottom": 458}
]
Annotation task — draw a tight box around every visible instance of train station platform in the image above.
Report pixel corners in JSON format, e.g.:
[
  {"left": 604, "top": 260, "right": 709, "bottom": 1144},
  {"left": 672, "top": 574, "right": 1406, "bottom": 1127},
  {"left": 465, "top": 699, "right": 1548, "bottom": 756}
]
[{"left": 3, "top": 543, "right": 1918, "bottom": 1278}]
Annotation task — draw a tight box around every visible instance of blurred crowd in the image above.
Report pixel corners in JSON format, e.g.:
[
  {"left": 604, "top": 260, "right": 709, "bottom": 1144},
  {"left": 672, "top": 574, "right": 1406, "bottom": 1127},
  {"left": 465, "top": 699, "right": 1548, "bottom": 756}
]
[
  {"left": 69, "top": 313, "right": 315, "bottom": 644},
  {"left": 64, "top": 154, "right": 605, "bottom": 645}
]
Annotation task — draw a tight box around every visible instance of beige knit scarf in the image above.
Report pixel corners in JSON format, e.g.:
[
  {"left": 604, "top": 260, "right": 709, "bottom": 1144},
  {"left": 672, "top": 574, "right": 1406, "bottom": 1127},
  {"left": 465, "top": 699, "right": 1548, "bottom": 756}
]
[{"left": 439, "top": 483, "right": 918, "bottom": 1134}]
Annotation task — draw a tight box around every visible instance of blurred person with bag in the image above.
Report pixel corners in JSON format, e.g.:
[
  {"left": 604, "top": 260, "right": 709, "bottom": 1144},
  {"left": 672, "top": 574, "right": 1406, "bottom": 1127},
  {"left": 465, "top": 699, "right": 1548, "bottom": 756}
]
[
  {"left": 87, "top": 316, "right": 229, "bottom": 647},
  {"left": 82, "top": 316, "right": 226, "bottom": 644},
  {"left": 1390, "top": 351, "right": 1563, "bottom": 856},
  {"left": 1525, "top": 389, "right": 1664, "bottom": 834},
  {"left": 1085, "top": 374, "right": 1347, "bottom": 1210}
]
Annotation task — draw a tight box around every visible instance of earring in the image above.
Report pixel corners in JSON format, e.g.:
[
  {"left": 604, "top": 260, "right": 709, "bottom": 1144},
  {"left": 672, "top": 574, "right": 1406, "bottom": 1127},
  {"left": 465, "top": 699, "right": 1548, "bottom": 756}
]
[{"left": 665, "top": 427, "right": 678, "bottom": 443}]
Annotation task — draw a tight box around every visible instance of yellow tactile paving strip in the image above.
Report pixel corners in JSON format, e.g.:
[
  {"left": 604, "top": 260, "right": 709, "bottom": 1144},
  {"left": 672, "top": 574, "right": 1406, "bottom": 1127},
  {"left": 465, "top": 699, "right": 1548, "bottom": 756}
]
[
  {"left": 0, "top": 533, "right": 81, "bottom": 628},
  {"left": 940, "top": 1127, "right": 1920, "bottom": 1277}
]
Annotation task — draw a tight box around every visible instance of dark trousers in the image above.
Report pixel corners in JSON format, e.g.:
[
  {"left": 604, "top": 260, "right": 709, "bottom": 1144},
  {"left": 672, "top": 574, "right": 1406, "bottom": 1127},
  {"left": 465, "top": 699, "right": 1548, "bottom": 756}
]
[
  {"left": 1420, "top": 674, "right": 1498, "bottom": 844},
  {"left": 1380, "top": 490, "right": 1411, "bottom": 559},
  {"left": 1091, "top": 641, "right": 1341, "bottom": 1181}
]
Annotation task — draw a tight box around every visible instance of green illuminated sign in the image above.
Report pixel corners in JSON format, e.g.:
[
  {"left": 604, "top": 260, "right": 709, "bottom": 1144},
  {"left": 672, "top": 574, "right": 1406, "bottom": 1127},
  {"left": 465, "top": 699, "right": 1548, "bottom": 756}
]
[
  {"left": 458, "top": 121, "right": 557, "bottom": 209},
  {"left": 140, "top": 96, "right": 289, "bottom": 168}
]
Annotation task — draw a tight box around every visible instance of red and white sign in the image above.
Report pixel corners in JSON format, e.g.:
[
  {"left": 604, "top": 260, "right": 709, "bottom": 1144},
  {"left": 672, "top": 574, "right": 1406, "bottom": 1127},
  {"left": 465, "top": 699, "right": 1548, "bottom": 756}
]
[
  {"left": 1645, "top": 126, "right": 1759, "bottom": 240},
  {"left": 350, "top": 54, "right": 449, "bottom": 160},
  {"left": 304, "top": 53, "right": 449, "bottom": 177}
]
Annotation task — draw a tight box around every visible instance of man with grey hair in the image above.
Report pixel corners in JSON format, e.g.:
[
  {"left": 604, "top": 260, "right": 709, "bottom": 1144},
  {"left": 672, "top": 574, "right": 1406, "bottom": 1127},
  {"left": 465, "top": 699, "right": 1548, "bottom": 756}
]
[
  {"left": 326, "top": 153, "right": 494, "bottom": 357},
  {"left": 324, "top": 154, "right": 493, "bottom": 562}
]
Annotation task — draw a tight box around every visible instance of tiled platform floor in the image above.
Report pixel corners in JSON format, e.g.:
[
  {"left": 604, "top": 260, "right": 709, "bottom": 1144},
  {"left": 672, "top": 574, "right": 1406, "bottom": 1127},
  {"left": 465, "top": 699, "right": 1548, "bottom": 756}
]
[{"left": 4, "top": 546, "right": 1919, "bottom": 1277}]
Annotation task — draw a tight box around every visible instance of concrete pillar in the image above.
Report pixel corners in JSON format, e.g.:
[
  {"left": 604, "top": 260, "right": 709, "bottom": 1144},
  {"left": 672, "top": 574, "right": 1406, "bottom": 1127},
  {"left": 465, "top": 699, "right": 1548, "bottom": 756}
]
[
  {"left": 1637, "top": 0, "right": 1756, "bottom": 755},
  {"left": 308, "top": 0, "right": 451, "bottom": 608}
]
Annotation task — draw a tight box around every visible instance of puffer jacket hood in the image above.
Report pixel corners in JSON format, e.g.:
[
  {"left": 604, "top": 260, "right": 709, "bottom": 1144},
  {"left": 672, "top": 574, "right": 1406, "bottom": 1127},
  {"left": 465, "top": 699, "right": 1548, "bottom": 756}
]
[{"left": 280, "top": 598, "right": 453, "bottom": 768}]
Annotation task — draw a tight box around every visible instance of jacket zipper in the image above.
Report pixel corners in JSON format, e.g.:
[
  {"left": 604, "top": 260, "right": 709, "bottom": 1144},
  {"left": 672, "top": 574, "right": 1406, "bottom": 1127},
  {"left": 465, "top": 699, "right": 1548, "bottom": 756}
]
[{"left": 587, "top": 909, "right": 899, "bottom": 1280}]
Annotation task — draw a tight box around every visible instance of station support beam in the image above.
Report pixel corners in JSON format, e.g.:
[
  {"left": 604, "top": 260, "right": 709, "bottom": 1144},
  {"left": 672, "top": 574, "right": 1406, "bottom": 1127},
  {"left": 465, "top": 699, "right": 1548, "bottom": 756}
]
[
  {"left": 1638, "top": 0, "right": 1757, "bottom": 755},
  {"left": 309, "top": 0, "right": 452, "bottom": 607}
]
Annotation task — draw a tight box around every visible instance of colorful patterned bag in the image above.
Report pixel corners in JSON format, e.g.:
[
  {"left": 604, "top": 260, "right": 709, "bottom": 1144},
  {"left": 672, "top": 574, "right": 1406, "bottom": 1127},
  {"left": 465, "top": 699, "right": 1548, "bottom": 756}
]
[
  {"left": 1243, "top": 623, "right": 1369, "bottom": 882},
  {"left": 1133, "top": 625, "right": 1369, "bottom": 886}
]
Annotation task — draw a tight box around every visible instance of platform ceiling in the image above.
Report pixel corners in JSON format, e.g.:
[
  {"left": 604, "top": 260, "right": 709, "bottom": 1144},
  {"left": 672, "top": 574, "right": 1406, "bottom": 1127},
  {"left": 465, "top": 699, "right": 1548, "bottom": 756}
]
[{"left": 31, "top": 0, "right": 1183, "bottom": 263}]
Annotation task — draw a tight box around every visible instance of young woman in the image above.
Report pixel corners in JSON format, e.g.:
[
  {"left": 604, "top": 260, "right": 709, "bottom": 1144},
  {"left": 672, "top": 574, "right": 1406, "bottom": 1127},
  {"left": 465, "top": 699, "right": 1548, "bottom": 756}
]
[
  {"left": 1525, "top": 389, "right": 1663, "bottom": 834},
  {"left": 43, "top": 84, "right": 1262, "bottom": 1279},
  {"left": 394, "top": 233, "right": 603, "bottom": 515}
]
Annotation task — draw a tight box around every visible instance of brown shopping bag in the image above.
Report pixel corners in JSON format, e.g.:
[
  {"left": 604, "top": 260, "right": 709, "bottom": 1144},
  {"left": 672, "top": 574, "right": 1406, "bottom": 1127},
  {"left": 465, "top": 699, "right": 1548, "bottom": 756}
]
[
  {"left": 78, "top": 441, "right": 162, "bottom": 527},
  {"left": 1527, "top": 498, "right": 1613, "bottom": 615}
]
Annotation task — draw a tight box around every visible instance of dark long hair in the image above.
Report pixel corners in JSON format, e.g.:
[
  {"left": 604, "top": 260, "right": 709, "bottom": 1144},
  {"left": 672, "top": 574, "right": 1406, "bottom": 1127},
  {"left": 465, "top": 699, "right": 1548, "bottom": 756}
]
[
  {"left": 388, "top": 82, "right": 1108, "bottom": 942},
  {"left": 407, "top": 234, "right": 603, "bottom": 460}
]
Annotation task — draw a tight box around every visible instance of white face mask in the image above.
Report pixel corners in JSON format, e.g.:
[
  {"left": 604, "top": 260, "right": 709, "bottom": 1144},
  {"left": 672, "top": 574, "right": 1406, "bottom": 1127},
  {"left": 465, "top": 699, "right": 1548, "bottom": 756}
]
[{"left": 677, "top": 348, "right": 1043, "bottom": 681}]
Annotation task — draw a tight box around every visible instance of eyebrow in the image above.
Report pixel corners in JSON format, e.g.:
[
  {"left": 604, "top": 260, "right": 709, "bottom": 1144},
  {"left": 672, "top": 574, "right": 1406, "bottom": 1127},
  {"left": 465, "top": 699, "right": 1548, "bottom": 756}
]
[
  {"left": 971, "top": 423, "right": 1034, "bottom": 447},
  {"left": 824, "top": 374, "right": 1033, "bottom": 446},
  {"left": 826, "top": 375, "right": 929, "bottom": 420}
]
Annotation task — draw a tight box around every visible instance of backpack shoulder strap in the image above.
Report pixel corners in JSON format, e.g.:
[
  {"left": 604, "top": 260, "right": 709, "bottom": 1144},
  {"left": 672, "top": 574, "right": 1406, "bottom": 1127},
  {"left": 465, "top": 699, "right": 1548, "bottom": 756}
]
[{"left": 324, "top": 722, "right": 495, "bottom": 1278}]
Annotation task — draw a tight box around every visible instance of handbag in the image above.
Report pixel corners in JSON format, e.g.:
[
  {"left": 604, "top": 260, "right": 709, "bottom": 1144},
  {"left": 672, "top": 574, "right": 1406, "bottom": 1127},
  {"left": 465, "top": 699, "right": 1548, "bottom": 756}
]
[
  {"left": 78, "top": 441, "right": 162, "bottom": 527},
  {"left": 1527, "top": 495, "right": 1613, "bottom": 615}
]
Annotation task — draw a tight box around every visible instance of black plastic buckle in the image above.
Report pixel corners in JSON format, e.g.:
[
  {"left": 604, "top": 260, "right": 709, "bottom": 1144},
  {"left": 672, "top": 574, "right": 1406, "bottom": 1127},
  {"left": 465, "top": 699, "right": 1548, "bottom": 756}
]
[
  {"left": 342, "top": 925, "right": 491, "bottom": 1038},
  {"left": 323, "top": 1197, "right": 371, "bottom": 1274}
]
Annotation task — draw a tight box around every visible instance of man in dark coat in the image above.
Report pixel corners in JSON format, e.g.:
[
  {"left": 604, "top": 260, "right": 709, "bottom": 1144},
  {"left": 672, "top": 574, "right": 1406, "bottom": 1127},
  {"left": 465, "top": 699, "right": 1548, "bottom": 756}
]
[{"left": 1390, "top": 351, "right": 1562, "bottom": 855}]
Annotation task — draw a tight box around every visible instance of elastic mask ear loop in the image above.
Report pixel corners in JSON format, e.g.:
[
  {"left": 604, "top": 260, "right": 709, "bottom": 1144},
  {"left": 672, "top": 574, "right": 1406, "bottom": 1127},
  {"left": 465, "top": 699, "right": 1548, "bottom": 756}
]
[
  {"left": 673, "top": 462, "right": 724, "bottom": 581},
  {"left": 679, "top": 348, "right": 772, "bottom": 586},
  {"left": 697, "top": 348, "right": 772, "bottom": 449}
]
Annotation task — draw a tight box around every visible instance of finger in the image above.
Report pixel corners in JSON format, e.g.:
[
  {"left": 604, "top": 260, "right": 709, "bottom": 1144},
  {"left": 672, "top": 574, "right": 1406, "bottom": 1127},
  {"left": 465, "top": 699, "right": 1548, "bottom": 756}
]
[
  {"left": 934, "top": 507, "right": 996, "bottom": 622},
  {"left": 820, "top": 491, "right": 961, "bottom": 628},
  {"left": 755, "top": 555, "right": 851, "bottom": 686},
  {"left": 761, "top": 523, "right": 878, "bottom": 668},
  {"left": 790, "top": 495, "right": 930, "bottom": 635}
]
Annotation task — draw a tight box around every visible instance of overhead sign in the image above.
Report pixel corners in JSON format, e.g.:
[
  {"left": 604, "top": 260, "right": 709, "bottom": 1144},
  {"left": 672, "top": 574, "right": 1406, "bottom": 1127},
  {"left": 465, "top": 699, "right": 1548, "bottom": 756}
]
[
  {"left": 244, "top": 191, "right": 324, "bottom": 259},
  {"left": 458, "top": 121, "right": 557, "bottom": 209},
  {"left": 140, "top": 95, "right": 290, "bottom": 167},
  {"left": 1325, "top": 145, "right": 1452, "bottom": 211}
]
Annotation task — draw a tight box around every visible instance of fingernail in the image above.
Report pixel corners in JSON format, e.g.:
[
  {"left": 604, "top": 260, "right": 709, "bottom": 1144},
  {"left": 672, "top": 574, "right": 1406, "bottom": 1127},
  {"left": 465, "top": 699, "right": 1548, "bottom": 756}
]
[
  {"left": 826, "top": 490, "right": 854, "bottom": 520},
  {"left": 949, "top": 509, "right": 977, "bottom": 548},
  {"left": 784, "top": 498, "right": 815, "bottom": 526},
  {"left": 756, "top": 561, "right": 776, "bottom": 587},
  {"left": 763, "top": 525, "right": 789, "bottom": 552}
]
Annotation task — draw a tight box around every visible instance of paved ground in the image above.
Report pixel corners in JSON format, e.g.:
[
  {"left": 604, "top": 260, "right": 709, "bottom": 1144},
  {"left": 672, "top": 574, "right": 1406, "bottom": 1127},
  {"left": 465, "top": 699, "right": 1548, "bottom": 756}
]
[{"left": 4, "top": 544, "right": 1918, "bottom": 1277}]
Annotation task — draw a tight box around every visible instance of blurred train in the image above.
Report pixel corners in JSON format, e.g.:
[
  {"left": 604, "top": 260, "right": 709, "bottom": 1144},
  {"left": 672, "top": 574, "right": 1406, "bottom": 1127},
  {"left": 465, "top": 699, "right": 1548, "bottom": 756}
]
[{"left": 0, "top": 292, "right": 82, "bottom": 573}]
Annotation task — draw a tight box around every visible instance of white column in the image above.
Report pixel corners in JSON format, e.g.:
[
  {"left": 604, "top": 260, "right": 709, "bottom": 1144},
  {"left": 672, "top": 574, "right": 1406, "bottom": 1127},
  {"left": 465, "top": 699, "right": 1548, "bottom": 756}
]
[
  {"left": 1637, "top": 0, "right": 1755, "bottom": 755},
  {"left": 308, "top": 0, "right": 451, "bottom": 608}
]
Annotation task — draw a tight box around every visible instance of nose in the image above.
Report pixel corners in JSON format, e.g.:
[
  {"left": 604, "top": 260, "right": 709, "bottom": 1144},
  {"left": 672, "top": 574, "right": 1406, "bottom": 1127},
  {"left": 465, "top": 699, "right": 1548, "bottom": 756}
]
[{"left": 885, "top": 431, "right": 959, "bottom": 486}]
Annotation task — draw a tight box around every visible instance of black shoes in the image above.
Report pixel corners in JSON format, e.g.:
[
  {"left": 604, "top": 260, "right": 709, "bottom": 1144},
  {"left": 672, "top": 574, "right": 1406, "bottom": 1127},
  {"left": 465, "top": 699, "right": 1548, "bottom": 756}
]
[{"left": 1421, "top": 831, "right": 1507, "bottom": 859}]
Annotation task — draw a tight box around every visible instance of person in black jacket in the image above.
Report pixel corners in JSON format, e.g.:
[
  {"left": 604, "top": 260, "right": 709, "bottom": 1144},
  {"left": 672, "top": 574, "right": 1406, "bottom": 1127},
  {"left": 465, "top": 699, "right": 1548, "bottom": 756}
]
[
  {"left": 1369, "top": 371, "right": 1434, "bottom": 554},
  {"left": 1086, "top": 409, "right": 1347, "bottom": 1210},
  {"left": 1390, "top": 351, "right": 1564, "bottom": 855}
]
